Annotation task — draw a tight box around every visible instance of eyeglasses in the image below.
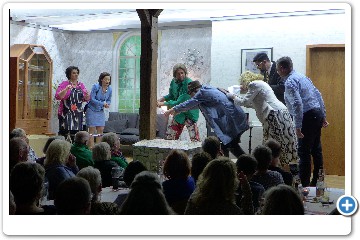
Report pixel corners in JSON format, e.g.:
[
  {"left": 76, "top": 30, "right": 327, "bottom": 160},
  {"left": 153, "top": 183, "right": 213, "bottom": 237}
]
[{"left": 255, "top": 62, "right": 263, "bottom": 67}]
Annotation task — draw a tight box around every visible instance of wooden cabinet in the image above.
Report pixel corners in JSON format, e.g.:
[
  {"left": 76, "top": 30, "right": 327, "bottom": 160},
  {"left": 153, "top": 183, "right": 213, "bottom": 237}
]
[{"left": 10, "top": 44, "right": 53, "bottom": 135}]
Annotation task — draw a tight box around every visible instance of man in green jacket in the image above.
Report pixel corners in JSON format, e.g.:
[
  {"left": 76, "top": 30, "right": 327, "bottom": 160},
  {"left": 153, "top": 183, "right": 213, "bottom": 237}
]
[
  {"left": 70, "top": 131, "right": 94, "bottom": 170},
  {"left": 157, "top": 63, "right": 200, "bottom": 141}
]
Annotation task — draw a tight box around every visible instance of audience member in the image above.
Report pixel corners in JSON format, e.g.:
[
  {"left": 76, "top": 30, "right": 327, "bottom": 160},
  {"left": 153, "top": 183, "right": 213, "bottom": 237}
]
[
  {"left": 265, "top": 139, "right": 293, "bottom": 186},
  {"left": 55, "top": 176, "right": 92, "bottom": 215},
  {"left": 236, "top": 154, "right": 265, "bottom": 213},
  {"left": 261, "top": 184, "right": 304, "bottom": 215},
  {"left": 10, "top": 128, "right": 37, "bottom": 162},
  {"left": 9, "top": 137, "right": 29, "bottom": 173},
  {"left": 77, "top": 166, "right": 120, "bottom": 214},
  {"left": 114, "top": 160, "right": 147, "bottom": 207},
  {"left": 185, "top": 157, "right": 252, "bottom": 215},
  {"left": 191, "top": 152, "right": 212, "bottom": 183},
  {"left": 162, "top": 150, "right": 195, "bottom": 214},
  {"left": 119, "top": 171, "right": 175, "bottom": 215},
  {"left": 36, "top": 136, "right": 65, "bottom": 166},
  {"left": 44, "top": 139, "right": 79, "bottom": 200},
  {"left": 9, "top": 191, "right": 16, "bottom": 215},
  {"left": 201, "top": 136, "right": 223, "bottom": 159},
  {"left": 93, "top": 142, "right": 119, "bottom": 187},
  {"left": 10, "top": 162, "right": 56, "bottom": 214},
  {"left": 157, "top": 63, "right": 200, "bottom": 141},
  {"left": 102, "top": 132, "right": 128, "bottom": 168},
  {"left": 71, "top": 131, "right": 94, "bottom": 169},
  {"left": 251, "top": 145, "right": 284, "bottom": 190}
]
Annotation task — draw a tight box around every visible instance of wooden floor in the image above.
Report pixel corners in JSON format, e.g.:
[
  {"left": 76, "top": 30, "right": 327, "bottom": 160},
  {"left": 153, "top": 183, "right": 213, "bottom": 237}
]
[{"left": 325, "top": 175, "right": 345, "bottom": 189}]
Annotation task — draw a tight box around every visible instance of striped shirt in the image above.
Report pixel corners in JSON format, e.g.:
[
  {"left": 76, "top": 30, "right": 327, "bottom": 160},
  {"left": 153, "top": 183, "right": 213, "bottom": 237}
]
[{"left": 284, "top": 70, "right": 326, "bottom": 128}]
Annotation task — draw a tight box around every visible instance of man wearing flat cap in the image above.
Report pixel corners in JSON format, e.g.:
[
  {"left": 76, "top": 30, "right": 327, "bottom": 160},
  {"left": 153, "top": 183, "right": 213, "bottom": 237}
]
[
  {"left": 165, "top": 81, "right": 249, "bottom": 158},
  {"left": 253, "top": 52, "right": 285, "bottom": 104}
]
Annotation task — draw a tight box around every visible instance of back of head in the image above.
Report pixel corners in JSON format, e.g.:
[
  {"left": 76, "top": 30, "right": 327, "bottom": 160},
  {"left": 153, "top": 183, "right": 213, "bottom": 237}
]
[
  {"left": 55, "top": 176, "right": 92, "bottom": 215},
  {"left": 202, "top": 136, "right": 221, "bottom": 159},
  {"left": 172, "top": 63, "right": 187, "bottom": 78},
  {"left": 77, "top": 166, "right": 102, "bottom": 200},
  {"left": 262, "top": 184, "right": 304, "bottom": 215},
  {"left": 9, "top": 138, "right": 29, "bottom": 170},
  {"left": 236, "top": 154, "right": 258, "bottom": 176},
  {"left": 92, "top": 142, "right": 111, "bottom": 161},
  {"left": 276, "top": 56, "right": 293, "bottom": 72},
  {"left": 101, "top": 132, "right": 118, "bottom": 150},
  {"left": 264, "top": 139, "right": 281, "bottom": 159},
  {"left": 43, "top": 136, "right": 65, "bottom": 154},
  {"left": 45, "top": 139, "right": 71, "bottom": 167},
  {"left": 163, "top": 149, "right": 190, "bottom": 179},
  {"left": 191, "top": 152, "right": 212, "bottom": 182},
  {"left": 10, "top": 128, "right": 26, "bottom": 139},
  {"left": 74, "top": 131, "right": 90, "bottom": 145},
  {"left": 120, "top": 171, "right": 173, "bottom": 214},
  {"left": 123, "top": 160, "right": 147, "bottom": 187},
  {"left": 193, "top": 157, "right": 238, "bottom": 204},
  {"left": 10, "top": 162, "right": 45, "bottom": 205},
  {"left": 252, "top": 145, "right": 273, "bottom": 171}
]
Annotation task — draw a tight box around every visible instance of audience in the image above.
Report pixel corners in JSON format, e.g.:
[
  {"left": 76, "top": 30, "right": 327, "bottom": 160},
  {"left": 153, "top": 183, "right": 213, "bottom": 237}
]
[
  {"left": 102, "top": 132, "right": 128, "bottom": 168},
  {"left": 201, "top": 136, "right": 223, "bottom": 159},
  {"left": 44, "top": 139, "right": 79, "bottom": 200},
  {"left": 114, "top": 160, "right": 147, "bottom": 207},
  {"left": 191, "top": 152, "right": 212, "bottom": 183},
  {"left": 265, "top": 139, "right": 293, "bottom": 186},
  {"left": 119, "top": 171, "right": 175, "bottom": 215},
  {"left": 251, "top": 145, "right": 284, "bottom": 190},
  {"left": 36, "top": 136, "right": 65, "bottom": 166},
  {"left": 10, "top": 128, "right": 38, "bottom": 162},
  {"left": 162, "top": 149, "right": 195, "bottom": 214},
  {"left": 55, "top": 176, "right": 92, "bottom": 215},
  {"left": 71, "top": 131, "right": 94, "bottom": 169},
  {"left": 10, "top": 162, "right": 56, "bottom": 214},
  {"left": 9, "top": 137, "right": 29, "bottom": 173},
  {"left": 185, "top": 157, "right": 252, "bottom": 215},
  {"left": 261, "top": 184, "right": 304, "bottom": 215},
  {"left": 77, "top": 166, "right": 120, "bottom": 214},
  {"left": 93, "top": 142, "right": 119, "bottom": 187},
  {"left": 236, "top": 154, "right": 265, "bottom": 213}
]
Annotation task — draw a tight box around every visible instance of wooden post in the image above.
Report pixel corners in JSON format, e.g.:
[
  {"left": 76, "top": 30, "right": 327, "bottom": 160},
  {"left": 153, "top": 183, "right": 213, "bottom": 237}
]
[{"left": 136, "top": 9, "right": 163, "bottom": 140}]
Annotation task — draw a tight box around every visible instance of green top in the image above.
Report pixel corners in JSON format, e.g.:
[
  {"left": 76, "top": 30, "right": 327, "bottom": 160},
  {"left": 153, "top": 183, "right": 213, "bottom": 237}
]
[
  {"left": 70, "top": 143, "right": 94, "bottom": 170},
  {"left": 111, "top": 155, "right": 129, "bottom": 169},
  {"left": 163, "top": 77, "right": 199, "bottom": 124}
]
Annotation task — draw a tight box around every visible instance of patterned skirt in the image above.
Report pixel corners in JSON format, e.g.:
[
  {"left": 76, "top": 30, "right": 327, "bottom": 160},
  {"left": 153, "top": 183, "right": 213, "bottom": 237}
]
[{"left": 263, "top": 109, "right": 299, "bottom": 167}]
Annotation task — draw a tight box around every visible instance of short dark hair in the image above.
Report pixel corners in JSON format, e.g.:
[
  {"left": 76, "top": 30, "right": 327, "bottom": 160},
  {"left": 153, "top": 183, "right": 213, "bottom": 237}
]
[
  {"left": 98, "top": 72, "right": 111, "bottom": 86},
  {"left": 276, "top": 56, "right": 293, "bottom": 71},
  {"left": 202, "top": 136, "right": 221, "bottom": 159},
  {"left": 123, "top": 160, "right": 147, "bottom": 187},
  {"left": 191, "top": 152, "right": 212, "bottom": 182},
  {"left": 253, "top": 52, "right": 270, "bottom": 62},
  {"left": 65, "top": 66, "right": 80, "bottom": 80},
  {"left": 187, "top": 80, "right": 202, "bottom": 94},
  {"left": 252, "top": 145, "right": 273, "bottom": 170},
  {"left": 236, "top": 154, "right": 258, "bottom": 175},
  {"left": 265, "top": 139, "right": 282, "bottom": 159}
]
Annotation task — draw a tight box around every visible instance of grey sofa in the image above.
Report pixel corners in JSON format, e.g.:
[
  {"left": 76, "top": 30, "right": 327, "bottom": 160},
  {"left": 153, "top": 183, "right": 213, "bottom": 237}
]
[{"left": 104, "top": 112, "right": 168, "bottom": 145}]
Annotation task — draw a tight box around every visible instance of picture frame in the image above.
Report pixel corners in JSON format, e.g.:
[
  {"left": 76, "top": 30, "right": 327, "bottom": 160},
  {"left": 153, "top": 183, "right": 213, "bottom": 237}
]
[{"left": 241, "top": 47, "right": 273, "bottom": 74}]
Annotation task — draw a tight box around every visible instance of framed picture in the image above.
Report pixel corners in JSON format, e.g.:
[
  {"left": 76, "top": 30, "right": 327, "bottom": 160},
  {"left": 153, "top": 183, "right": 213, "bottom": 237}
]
[{"left": 241, "top": 47, "right": 273, "bottom": 74}]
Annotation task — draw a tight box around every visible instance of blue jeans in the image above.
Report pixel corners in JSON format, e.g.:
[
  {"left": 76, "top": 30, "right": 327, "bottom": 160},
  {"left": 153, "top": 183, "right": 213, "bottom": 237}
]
[{"left": 298, "top": 108, "right": 324, "bottom": 187}]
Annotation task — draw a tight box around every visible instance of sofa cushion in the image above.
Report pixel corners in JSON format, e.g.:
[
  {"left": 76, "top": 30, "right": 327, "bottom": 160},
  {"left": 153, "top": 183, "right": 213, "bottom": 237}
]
[
  {"left": 121, "top": 128, "right": 139, "bottom": 136},
  {"left": 119, "top": 134, "right": 139, "bottom": 145},
  {"left": 104, "top": 119, "right": 128, "bottom": 133}
]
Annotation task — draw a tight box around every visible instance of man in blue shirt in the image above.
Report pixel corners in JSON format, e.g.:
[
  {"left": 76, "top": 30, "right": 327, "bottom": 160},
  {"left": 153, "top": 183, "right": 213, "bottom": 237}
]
[{"left": 276, "top": 56, "right": 329, "bottom": 187}]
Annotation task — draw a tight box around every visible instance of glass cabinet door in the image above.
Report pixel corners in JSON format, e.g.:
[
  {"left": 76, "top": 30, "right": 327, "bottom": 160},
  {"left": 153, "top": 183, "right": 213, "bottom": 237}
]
[
  {"left": 27, "top": 53, "right": 50, "bottom": 119},
  {"left": 18, "top": 59, "right": 26, "bottom": 119}
]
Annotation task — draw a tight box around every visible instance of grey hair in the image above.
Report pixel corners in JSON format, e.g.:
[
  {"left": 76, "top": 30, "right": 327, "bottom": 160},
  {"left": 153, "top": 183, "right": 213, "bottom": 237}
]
[
  {"left": 44, "top": 139, "right": 71, "bottom": 167},
  {"left": 276, "top": 56, "right": 293, "bottom": 71},
  {"left": 92, "top": 142, "right": 111, "bottom": 161},
  {"left": 77, "top": 166, "right": 102, "bottom": 201},
  {"left": 74, "top": 131, "right": 90, "bottom": 145},
  {"left": 101, "top": 132, "right": 118, "bottom": 150},
  {"left": 43, "top": 136, "right": 65, "bottom": 154},
  {"left": 10, "top": 128, "right": 26, "bottom": 139},
  {"left": 172, "top": 63, "right": 188, "bottom": 78}
]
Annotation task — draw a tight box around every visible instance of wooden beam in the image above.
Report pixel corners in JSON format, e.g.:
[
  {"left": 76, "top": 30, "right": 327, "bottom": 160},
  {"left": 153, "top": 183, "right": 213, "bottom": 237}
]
[{"left": 136, "top": 9, "right": 162, "bottom": 140}]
